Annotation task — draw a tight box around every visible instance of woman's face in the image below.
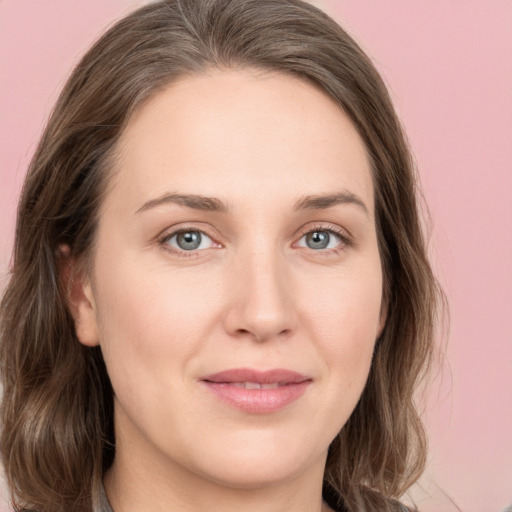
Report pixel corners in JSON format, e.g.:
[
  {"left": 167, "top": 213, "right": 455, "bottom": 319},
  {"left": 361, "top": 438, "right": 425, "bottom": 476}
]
[{"left": 75, "top": 69, "right": 384, "bottom": 488}]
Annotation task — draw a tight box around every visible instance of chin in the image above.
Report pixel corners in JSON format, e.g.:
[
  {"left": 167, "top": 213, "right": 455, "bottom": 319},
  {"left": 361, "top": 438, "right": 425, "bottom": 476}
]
[
  {"left": 188, "top": 431, "right": 327, "bottom": 490},
  {"left": 199, "top": 460, "right": 307, "bottom": 490}
]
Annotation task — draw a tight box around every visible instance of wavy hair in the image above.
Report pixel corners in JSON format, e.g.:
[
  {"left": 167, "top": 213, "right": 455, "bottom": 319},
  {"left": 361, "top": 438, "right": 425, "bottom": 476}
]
[{"left": 0, "top": 1, "right": 443, "bottom": 510}]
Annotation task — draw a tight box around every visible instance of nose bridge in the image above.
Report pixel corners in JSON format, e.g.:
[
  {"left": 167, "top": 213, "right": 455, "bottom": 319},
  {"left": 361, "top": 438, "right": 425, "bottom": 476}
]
[{"left": 224, "top": 240, "right": 296, "bottom": 342}]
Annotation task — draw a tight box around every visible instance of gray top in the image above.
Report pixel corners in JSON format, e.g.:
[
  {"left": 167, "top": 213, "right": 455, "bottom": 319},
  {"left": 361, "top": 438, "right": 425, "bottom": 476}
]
[{"left": 98, "top": 482, "right": 114, "bottom": 512}]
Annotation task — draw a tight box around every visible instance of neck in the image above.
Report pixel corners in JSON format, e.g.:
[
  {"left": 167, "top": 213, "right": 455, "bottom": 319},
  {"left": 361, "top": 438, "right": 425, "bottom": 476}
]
[{"left": 104, "top": 436, "right": 334, "bottom": 512}]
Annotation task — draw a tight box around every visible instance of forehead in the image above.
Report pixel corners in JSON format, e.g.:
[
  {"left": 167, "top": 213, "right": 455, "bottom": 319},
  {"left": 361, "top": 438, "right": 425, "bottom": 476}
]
[{"left": 108, "top": 68, "right": 374, "bottom": 216}]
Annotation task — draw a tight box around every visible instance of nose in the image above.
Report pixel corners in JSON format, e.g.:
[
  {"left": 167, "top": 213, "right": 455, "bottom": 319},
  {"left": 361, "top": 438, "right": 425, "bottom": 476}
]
[{"left": 223, "top": 247, "right": 297, "bottom": 343}]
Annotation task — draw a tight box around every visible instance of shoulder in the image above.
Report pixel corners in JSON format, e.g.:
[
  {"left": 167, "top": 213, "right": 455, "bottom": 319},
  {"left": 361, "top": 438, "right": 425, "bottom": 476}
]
[
  {"left": 322, "top": 482, "right": 415, "bottom": 512},
  {"left": 322, "top": 483, "right": 349, "bottom": 512}
]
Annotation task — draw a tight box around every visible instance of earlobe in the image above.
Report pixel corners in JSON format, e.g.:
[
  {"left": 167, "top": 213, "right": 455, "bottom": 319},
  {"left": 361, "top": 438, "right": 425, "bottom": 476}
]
[
  {"left": 377, "top": 314, "right": 386, "bottom": 339},
  {"left": 377, "top": 296, "right": 388, "bottom": 339},
  {"left": 57, "top": 244, "right": 100, "bottom": 347}
]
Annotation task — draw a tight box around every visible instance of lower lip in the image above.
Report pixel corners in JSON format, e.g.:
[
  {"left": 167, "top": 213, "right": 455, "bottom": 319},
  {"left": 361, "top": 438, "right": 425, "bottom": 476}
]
[{"left": 201, "top": 381, "right": 311, "bottom": 413}]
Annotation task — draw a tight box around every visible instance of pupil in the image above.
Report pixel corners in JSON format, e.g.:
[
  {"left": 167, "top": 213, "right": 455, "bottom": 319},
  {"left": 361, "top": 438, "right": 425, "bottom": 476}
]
[
  {"left": 177, "top": 231, "right": 201, "bottom": 250},
  {"left": 307, "top": 231, "right": 329, "bottom": 249}
]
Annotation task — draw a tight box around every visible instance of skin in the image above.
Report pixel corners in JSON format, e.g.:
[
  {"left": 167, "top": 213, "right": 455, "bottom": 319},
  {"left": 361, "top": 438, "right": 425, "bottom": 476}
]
[{"left": 70, "top": 68, "right": 385, "bottom": 512}]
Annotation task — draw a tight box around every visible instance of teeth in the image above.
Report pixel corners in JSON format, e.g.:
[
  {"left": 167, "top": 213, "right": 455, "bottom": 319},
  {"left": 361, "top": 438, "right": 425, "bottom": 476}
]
[
  {"left": 230, "top": 382, "right": 281, "bottom": 389},
  {"left": 245, "top": 382, "right": 261, "bottom": 389},
  {"left": 261, "top": 383, "right": 279, "bottom": 389}
]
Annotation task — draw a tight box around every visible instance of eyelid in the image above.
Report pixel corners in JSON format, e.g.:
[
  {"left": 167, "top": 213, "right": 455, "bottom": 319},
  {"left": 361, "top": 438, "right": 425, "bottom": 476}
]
[{"left": 158, "top": 224, "right": 223, "bottom": 257}]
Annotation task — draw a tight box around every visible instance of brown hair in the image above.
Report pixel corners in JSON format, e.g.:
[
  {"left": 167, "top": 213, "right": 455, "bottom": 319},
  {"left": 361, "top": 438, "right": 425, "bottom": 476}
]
[{"left": 0, "top": 1, "right": 443, "bottom": 510}]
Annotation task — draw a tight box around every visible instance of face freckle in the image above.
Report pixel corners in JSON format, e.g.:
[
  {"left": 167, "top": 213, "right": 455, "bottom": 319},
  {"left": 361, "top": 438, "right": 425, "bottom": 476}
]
[{"left": 79, "top": 68, "right": 384, "bottom": 492}]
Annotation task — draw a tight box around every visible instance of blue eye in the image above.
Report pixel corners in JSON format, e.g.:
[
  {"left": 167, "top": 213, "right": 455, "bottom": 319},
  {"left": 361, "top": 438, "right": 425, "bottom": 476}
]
[
  {"left": 297, "top": 230, "right": 343, "bottom": 250},
  {"left": 164, "top": 230, "right": 214, "bottom": 251}
]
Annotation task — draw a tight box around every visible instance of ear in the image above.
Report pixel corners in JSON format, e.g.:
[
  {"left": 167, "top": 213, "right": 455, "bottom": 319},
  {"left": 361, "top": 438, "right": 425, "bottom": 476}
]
[
  {"left": 57, "top": 244, "right": 100, "bottom": 347},
  {"left": 377, "top": 294, "right": 388, "bottom": 339}
]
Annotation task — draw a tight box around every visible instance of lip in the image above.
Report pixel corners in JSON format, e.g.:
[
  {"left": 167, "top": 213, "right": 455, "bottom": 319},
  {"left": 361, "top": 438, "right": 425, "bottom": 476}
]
[{"left": 200, "top": 368, "right": 312, "bottom": 414}]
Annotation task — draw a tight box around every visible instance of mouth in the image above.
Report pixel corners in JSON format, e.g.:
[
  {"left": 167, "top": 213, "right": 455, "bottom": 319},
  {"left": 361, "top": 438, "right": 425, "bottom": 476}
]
[
  {"left": 200, "top": 368, "right": 312, "bottom": 414},
  {"left": 224, "top": 382, "right": 285, "bottom": 389}
]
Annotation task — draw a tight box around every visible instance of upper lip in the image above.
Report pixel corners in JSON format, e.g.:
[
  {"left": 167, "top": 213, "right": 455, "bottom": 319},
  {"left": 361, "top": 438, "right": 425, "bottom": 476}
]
[{"left": 201, "top": 368, "right": 311, "bottom": 385}]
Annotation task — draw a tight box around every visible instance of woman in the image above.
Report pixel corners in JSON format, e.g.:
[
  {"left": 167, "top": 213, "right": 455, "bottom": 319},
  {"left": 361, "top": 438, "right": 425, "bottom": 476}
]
[{"left": 0, "top": 1, "right": 442, "bottom": 511}]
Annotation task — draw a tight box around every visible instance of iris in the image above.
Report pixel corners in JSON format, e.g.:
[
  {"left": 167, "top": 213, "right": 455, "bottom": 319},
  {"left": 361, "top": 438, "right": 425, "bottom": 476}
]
[{"left": 305, "top": 231, "right": 331, "bottom": 250}]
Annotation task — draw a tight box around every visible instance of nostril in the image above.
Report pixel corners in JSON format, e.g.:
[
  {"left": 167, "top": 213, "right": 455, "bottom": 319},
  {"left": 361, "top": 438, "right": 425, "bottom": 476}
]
[{"left": 233, "top": 327, "right": 293, "bottom": 343}]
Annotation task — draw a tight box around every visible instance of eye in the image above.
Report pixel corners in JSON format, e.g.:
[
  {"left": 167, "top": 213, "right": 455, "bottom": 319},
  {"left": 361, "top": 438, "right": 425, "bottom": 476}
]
[
  {"left": 296, "top": 229, "right": 346, "bottom": 251},
  {"left": 163, "top": 230, "right": 216, "bottom": 252}
]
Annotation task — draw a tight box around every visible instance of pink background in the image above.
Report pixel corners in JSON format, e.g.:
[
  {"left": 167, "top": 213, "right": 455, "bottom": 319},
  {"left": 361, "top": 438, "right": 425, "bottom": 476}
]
[{"left": 1, "top": 1, "right": 511, "bottom": 510}]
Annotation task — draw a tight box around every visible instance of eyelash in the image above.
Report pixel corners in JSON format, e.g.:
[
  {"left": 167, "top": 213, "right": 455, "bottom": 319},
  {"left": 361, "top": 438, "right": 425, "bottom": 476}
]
[
  {"left": 158, "top": 223, "right": 352, "bottom": 258},
  {"left": 159, "top": 227, "right": 219, "bottom": 259},
  {"left": 294, "top": 224, "right": 353, "bottom": 256}
]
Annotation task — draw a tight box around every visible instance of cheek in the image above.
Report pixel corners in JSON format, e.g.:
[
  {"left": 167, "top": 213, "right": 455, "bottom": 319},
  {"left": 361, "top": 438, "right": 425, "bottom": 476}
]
[
  {"left": 91, "top": 252, "right": 222, "bottom": 397},
  {"left": 301, "top": 263, "right": 382, "bottom": 387}
]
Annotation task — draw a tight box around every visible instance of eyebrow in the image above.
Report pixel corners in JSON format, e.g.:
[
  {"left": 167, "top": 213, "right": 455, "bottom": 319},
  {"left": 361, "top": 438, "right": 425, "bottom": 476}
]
[
  {"left": 134, "top": 190, "right": 368, "bottom": 216},
  {"left": 135, "top": 193, "right": 229, "bottom": 215},
  {"left": 293, "top": 191, "right": 369, "bottom": 216}
]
